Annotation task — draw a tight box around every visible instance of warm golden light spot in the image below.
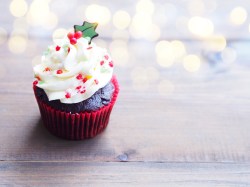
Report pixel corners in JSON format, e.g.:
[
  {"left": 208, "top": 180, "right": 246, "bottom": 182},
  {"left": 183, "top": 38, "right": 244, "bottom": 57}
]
[
  {"left": 230, "top": 7, "right": 247, "bottom": 25},
  {"left": 188, "top": 17, "right": 214, "bottom": 37},
  {"left": 171, "top": 40, "right": 186, "bottom": 59},
  {"left": 0, "top": 28, "right": 7, "bottom": 45},
  {"left": 26, "top": 0, "right": 50, "bottom": 26},
  {"left": 183, "top": 55, "right": 201, "bottom": 72},
  {"left": 136, "top": 0, "right": 155, "bottom": 15},
  {"left": 129, "top": 12, "right": 153, "bottom": 38},
  {"left": 86, "top": 4, "right": 111, "bottom": 25},
  {"left": 205, "top": 35, "right": 227, "bottom": 51},
  {"left": 155, "top": 40, "right": 175, "bottom": 67},
  {"left": 8, "top": 35, "right": 27, "bottom": 54},
  {"left": 158, "top": 80, "right": 175, "bottom": 95},
  {"left": 113, "top": 10, "right": 131, "bottom": 30},
  {"left": 9, "top": 0, "right": 28, "bottom": 17}
]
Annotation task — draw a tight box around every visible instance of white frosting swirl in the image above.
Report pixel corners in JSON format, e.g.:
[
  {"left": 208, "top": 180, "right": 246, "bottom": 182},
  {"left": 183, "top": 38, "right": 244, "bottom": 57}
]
[{"left": 33, "top": 36, "right": 114, "bottom": 104}]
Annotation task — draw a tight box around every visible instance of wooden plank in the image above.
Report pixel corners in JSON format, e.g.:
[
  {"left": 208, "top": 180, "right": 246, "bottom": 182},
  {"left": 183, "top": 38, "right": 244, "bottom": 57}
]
[
  {"left": 0, "top": 162, "right": 249, "bottom": 186},
  {"left": 0, "top": 67, "right": 250, "bottom": 162},
  {"left": 1, "top": 39, "right": 250, "bottom": 162}
]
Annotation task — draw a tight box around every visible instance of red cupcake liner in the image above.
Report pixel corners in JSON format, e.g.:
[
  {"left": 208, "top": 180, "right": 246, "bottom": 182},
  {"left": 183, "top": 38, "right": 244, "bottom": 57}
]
[{"left": 34, "top": 76, "right": 119, "bottom": 140}]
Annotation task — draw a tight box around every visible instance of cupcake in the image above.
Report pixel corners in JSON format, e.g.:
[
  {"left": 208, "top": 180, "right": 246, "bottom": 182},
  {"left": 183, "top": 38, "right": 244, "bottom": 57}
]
[{"left": 33, "top": 21, "right": 119, "bottom": 140}]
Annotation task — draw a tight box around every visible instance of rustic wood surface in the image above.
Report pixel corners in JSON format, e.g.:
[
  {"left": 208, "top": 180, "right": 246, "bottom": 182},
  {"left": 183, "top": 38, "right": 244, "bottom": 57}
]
[
  {"left": 0, "top": 38, "right": 250, "bottom": 186},
  {"left": 1, "top": 1, "right": 250, "bottom": 185}
]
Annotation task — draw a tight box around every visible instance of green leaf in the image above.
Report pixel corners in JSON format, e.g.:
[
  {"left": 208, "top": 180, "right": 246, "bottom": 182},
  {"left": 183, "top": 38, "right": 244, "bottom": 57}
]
[{"left": 74, "top": 21, "right": 99, "bottom": 44}]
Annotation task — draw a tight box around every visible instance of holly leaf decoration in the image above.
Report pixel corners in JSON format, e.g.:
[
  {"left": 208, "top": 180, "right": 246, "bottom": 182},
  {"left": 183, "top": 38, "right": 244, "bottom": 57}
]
[{"left": 74, "top": 21, "right": 99, "bottom": 44}]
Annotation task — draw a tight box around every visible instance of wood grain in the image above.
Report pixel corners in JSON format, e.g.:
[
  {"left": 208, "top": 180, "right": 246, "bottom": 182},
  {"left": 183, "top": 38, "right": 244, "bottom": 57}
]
[
  {"left": 0, "top": 162, "right": 249, "bottom": 186},
  {"left": 1, "top": 19, "right": 250, "bottom": 185}
]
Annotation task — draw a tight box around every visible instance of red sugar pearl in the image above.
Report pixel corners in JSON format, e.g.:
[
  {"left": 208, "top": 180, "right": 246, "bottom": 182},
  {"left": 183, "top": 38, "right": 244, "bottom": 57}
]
[
  {"left": 100, "top": 61, "right": 104, "bottom": 66},
  {"left": 70, "top": 38, "right": 77, "bottom": 45},
  {"left": 65, "top": 92, "right": 71, "bottom": 99},
  {"left": 104, "top": 55, "right": 109, "bottom": 60},
  {"left": 76, "top": 74, "right": 83, "bottom": 80},
  {"left": 80, "top": 90, "right": 86, "bottom": 94},
  {"left": 56, "top": 70, "right": 63, "bottom": 74},
  {"left": 74, "top": 31, "right": 82, "bottom": 39},
  {"left": 109, "top": 61, "right": 114, "bottom": 67},
  {"left": 94, "top": 79, "right": 99, "bottom": 85},
  {"left": 76, "top": 85, "right": 82, "bottom": 90},
  {"left": 55, "top": 45, "right": 61, "bottom": 51}
]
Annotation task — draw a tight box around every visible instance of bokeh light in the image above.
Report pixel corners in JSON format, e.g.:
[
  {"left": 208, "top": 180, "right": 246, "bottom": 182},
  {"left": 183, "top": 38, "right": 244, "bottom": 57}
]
[
  {"left": 205, "top": 35, "right": 227, "bottom": 51},
  {"left": 113, "top": 10, "right": 131, "bottom": 30},
  {"left": 136, "top": 0, "right": 155, "bottom": 15},
  {"left": 230, "top": 7, "right": 247, "bottom": 25},
  {"left": 188, "top": 17, "right": 214, "bottom": 37},
  {"left": 8, "top": 35, "right": 27, "bottom": 54},
  {"left": 183, "top": 55, "right": 201, "bottom": 72},
  {"left": 155, "top": 40, "right": 186, "bottom": 67},
  {"left": 26, "top": 0, "right": 50, "bottom": 26},
  {"left": 86, "top": 4, "right": 111, "bottom": 26},
  {"left": 9, "top": 0, "right": 28, "bottom": 18}
]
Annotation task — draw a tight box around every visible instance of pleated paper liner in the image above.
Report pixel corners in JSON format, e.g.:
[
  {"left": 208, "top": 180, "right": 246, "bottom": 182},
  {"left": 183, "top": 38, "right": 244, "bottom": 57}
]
[{"left": 34, "top": 76, "right": 119, "bottom": 140}]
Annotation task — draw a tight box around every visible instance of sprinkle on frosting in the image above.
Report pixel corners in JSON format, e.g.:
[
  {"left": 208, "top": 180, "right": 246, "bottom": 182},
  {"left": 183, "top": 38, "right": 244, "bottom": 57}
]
[{"left": 33, "top": 22, "right": 113, "bottom": 104}]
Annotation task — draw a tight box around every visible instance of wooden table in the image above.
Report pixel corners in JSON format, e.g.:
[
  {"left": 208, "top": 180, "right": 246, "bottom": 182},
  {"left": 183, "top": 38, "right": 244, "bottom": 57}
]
[
  {"left": 1, "top": 37, "right": 250, "bottom": 186},
  {"left": 1, "top": 1, "right": 250, "bottom": 185}
]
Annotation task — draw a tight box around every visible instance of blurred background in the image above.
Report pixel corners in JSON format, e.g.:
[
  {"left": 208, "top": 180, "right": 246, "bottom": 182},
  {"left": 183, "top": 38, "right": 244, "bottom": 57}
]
[{"left": 0, "top": 0, "right": 250, "bottom": 95}]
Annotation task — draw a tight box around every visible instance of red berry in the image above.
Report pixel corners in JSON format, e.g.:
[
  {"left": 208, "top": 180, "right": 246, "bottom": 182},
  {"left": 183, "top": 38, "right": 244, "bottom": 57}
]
[
  {"left": 57, "top": 70, "right": 63, "bottom": 74},
  {"left": 80, "top": 90, "right": 86, "bottom": 94},
  {"left": 109, "top": 61, "right": 114, "bottom": 67},
  {"left": 33, "top": 80, "right": 38, "bottom": 86},
  {"left": 67, "top": 32, "right": 74, "bottom": 40},
  {"left": 94, "top": 79, "right": 99, "bottom": 85},
  {"left": 100, "top": 61, "right": 104, "bottom": 66},
  {"left": 83, "top": 77, "right": 88, "bottom": 83},
  {"left": 65, "top": 92, "right": 71, "bottom": 99},
  {"left": 55, "top": 45, "right": 61, "bottom": 51},
  {"left": 70, "top": 38, "right": 77, "bottom": 45},
  {"left": 76, "top": 74, "right": 83, "bottom": 80},
  {"left": 74, "top": 31, "right": 82, "bottom": 39}
]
